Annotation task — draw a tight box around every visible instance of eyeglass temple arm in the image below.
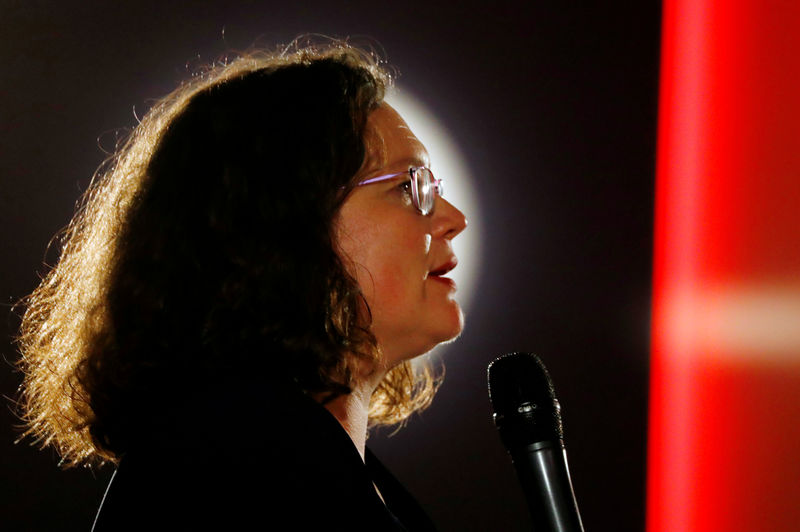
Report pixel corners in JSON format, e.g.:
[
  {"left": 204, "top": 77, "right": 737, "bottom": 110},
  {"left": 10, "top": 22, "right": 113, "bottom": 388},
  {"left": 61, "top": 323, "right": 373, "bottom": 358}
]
[{"left": 356, "top": 171, "right": 409, "bottom": 186}]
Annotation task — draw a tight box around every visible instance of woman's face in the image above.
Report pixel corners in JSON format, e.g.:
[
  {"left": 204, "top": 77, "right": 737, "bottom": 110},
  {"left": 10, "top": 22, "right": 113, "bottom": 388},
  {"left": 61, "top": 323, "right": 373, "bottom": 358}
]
[{"left": 336, "top": 103, "right": 468, "bottom": 368}]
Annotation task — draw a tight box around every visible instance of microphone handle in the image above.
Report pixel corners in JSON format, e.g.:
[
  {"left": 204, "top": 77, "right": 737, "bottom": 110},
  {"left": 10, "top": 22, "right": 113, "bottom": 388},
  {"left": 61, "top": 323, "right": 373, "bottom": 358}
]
[{"left": 509, "top": 441, "right": 584, "bottom": 532}]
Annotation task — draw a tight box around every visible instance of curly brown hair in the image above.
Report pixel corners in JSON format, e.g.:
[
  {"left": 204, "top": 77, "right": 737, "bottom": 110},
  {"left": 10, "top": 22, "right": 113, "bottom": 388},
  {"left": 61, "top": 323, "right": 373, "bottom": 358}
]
[{"left": 15, "top": 41, "right": 439, "bottom": 468}]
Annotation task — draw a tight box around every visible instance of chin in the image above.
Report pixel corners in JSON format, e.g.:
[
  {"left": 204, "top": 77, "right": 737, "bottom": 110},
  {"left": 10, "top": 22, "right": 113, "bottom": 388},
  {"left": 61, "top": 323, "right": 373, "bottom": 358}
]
[
  {"left": 432, "top": 304, "right": 465, "bottom": 346},
  {"left": 382, "top": 304, "right": 465, "bottom": 363}
]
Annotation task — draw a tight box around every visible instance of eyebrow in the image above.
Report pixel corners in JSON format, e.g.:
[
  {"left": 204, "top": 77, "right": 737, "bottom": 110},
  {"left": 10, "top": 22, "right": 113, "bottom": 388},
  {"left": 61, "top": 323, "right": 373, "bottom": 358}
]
[{"left": 389, "top": 156, "right": 431, "bottom": 170}]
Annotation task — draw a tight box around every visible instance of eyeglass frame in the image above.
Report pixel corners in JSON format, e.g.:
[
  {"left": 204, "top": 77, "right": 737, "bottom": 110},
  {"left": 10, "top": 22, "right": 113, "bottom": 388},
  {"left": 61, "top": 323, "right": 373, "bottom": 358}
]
[{"left": 354, "top": 166, "right": 443, "bottom": 216}]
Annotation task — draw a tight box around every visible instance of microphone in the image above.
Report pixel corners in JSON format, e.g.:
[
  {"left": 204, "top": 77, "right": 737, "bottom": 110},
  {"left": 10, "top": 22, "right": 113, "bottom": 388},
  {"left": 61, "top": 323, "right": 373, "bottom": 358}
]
[{"left": 487, "top": 353, "right": 584, "bottom": 532}]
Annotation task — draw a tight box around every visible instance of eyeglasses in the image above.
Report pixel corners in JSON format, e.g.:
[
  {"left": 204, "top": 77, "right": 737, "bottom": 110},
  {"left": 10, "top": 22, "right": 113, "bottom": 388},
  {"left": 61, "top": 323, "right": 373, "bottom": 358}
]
[{"left": 355, "top": 166, "right": 443, "bottom": 216}]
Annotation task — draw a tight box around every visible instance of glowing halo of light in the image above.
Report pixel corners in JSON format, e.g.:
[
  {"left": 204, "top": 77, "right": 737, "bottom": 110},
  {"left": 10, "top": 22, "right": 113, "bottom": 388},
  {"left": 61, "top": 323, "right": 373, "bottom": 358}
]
[{"left": 385, "top": 86, "right": 483, "bottom": 359}]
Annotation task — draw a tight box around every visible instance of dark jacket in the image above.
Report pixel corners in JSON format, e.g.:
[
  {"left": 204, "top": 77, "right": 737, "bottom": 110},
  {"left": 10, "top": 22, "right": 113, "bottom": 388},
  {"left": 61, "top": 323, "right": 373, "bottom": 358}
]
[{"left": 91, "top": 377, "right": 437, "bottom": 531}]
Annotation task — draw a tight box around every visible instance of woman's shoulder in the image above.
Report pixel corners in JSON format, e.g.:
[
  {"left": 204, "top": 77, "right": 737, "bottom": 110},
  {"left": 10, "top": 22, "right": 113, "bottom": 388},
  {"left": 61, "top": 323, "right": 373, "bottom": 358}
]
[{"left": 91, "top": 379, "right": 408, "bottom": 531}]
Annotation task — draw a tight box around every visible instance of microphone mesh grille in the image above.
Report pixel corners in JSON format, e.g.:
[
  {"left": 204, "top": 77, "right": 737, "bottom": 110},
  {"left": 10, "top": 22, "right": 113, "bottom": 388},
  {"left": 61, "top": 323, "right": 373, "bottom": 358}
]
[{"left": 487, "top": 352, "right": 564, "bottom": 447}]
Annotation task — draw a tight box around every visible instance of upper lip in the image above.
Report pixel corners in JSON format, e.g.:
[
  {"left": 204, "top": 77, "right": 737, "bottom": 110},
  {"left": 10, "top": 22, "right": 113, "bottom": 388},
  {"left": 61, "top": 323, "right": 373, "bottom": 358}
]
[{"left": 429, "top": 257, "right": 458, "bottom": 277}]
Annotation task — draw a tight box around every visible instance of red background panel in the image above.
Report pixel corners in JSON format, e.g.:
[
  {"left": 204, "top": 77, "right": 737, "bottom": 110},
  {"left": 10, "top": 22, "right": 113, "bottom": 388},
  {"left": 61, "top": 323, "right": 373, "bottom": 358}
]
[{"left": 649, "top": 1, "right": 800, "bottom": 531}]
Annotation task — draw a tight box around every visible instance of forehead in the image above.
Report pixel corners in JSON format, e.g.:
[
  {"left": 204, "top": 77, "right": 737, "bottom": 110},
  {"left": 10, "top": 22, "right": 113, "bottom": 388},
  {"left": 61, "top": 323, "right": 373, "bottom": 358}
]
[{"left": 362, "top": 103, "right": 430, "bottom": 171}]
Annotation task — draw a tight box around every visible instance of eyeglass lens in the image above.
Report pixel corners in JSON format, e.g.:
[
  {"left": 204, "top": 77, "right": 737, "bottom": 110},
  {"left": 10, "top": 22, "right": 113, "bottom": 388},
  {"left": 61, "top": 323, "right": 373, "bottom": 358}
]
[{"left": 414, "top": 168, "right": 435, "bottom": 215}]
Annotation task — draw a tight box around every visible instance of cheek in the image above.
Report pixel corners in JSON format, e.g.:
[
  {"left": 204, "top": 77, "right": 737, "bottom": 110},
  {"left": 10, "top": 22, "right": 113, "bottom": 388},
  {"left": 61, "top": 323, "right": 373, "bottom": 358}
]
[
  {"left": 361, "top": 228, "right": 427, "bottom": 303},
  {"left": 336, "top": 191, "right": 433, "bottom": 311},
  {"left": 339, "top": 219, "right": 427, "bottom": 302}
]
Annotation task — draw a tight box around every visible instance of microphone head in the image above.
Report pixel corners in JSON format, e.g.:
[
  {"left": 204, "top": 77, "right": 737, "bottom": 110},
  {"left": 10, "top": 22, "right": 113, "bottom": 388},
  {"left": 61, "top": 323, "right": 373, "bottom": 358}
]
[{"left": 487, "top": 352, "right": 564, "bottom": 449}]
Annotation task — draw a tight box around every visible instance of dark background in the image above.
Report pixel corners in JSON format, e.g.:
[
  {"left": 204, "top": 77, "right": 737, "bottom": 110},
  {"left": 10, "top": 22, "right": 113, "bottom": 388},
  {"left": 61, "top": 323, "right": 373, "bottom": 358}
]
[{"left": 1, "top": 2, "right": 660, "bottom": 530}]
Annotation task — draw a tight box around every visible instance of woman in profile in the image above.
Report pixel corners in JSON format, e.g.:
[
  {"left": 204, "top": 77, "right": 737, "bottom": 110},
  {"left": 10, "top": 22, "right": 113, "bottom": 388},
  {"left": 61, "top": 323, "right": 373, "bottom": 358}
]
[{"left": 15, "top": 41, "right": 467, "bottom": 531}]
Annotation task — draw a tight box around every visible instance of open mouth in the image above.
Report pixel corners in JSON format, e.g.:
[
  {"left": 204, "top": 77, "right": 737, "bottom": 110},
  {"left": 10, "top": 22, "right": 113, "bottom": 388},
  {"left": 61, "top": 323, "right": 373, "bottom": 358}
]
[
  {"left": 429, "top": 258, "right": 457, "bottom": 277},
  {"left": 428, "top": 258, "right": 458, "bottom": 288}
]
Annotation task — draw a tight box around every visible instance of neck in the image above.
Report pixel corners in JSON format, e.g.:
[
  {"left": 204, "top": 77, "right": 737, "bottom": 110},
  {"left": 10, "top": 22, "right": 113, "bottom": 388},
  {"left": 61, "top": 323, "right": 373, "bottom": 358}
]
[{"left": 317, "top": 363, "right": 386, "bottom": 461}]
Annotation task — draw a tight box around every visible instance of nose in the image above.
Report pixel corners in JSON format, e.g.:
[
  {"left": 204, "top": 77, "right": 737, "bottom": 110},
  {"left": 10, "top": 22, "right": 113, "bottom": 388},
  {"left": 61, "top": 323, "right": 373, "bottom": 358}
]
[{"left": 432, "top": 196, "right": 467, "bottom": 240}]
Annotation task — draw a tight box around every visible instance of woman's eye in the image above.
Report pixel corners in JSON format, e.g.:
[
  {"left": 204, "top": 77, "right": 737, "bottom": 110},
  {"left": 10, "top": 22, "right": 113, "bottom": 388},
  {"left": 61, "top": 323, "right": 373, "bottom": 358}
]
[
  {"left": 397, "top": 179, "right": 412, "bottom": 195},
  {"left": 392, "top": 179, "right": 414, "bottom": 207}
]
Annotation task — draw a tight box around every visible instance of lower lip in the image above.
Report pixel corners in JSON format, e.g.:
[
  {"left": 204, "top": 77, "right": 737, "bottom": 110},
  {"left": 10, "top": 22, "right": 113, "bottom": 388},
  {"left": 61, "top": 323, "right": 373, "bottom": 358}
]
[{"left": 429, "top": 276, "right": 457, "bottom": 290}]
